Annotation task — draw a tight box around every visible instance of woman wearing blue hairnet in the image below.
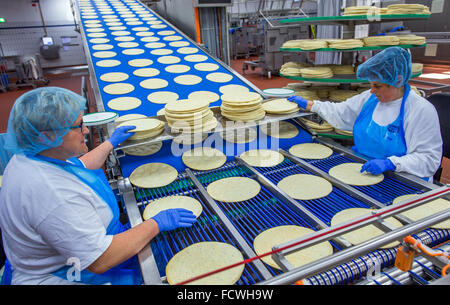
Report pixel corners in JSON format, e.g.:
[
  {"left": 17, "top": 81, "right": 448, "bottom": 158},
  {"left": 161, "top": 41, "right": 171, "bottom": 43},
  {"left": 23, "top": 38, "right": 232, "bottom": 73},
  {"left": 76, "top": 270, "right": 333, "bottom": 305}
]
[
  {"left": 0, "top": 87, "right": 196, "bottom": 285},
  {"left": 288, "top": 47, "right": 442, "bottom": 182}
]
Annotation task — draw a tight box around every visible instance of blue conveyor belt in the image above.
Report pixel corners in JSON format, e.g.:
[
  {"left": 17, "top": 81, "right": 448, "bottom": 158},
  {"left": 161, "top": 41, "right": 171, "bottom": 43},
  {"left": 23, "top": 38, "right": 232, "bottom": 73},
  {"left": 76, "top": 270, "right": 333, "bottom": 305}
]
[{"left": 76, "top": 0, "right": 257, "bottom": 117}]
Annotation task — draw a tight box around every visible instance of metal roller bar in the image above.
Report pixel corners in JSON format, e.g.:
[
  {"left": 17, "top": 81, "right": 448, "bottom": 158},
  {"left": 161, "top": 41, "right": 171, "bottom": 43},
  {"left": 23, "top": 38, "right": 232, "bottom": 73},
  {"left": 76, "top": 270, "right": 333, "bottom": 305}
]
[
  {"left": 117, "top": 178, "right": 163, "bottom": 284},
  {"left": 184, "top": 168, "right": 274, "bottom": 280},
  {"left": 257, "top": 200, "right": 450, "bottom": 285}
]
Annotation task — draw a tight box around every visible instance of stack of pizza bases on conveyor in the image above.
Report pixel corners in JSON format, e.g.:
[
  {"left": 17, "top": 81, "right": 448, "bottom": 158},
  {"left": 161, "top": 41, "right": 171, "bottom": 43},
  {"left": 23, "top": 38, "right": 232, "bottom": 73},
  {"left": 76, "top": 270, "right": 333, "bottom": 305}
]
[
  {"left": 164, "top": 99, "right": 217, "bottom": 133},
  {"left": 386, "top": 4, "right": 431, "bottom": 15},
  {"left": 220, "top": 91, "right": 266, "bottom": 122},
  {"left": 300, "top": 67, "right": 334, "bottom": 79},
  {"left": 262, "top": 98, "right": 299, "bottom": 115},
  {"left": 299, "top": 117, "right": 334, "bottom": 132},
  {"left": 343, "top": 6, "right": 387, "bottom": 16},
  {"left": 396, "top": 35, "right": 426, "bottom": 45},
  {"left": 363, "top": 35, "right": 400, "bottom": 47},
  {"left": 115, "top": 117, "right": 165, "bottom": 141},
  {"left": 326, "top": 39, "right": 364, "bottom": 49}
]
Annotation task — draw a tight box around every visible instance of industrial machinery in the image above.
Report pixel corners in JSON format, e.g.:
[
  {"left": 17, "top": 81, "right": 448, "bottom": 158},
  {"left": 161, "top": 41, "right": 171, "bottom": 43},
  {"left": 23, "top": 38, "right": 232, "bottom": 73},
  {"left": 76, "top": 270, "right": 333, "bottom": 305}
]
[{"left": 72, "top": 0, "right": 449, "bottom": 285}]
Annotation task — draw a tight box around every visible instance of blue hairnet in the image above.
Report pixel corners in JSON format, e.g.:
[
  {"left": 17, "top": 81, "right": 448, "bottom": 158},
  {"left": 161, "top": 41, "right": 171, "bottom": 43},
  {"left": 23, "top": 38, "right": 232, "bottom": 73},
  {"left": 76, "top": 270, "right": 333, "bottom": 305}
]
[
  {"left": 4, "top": 87, "right": 87, "bottom": 156},
  {"left": 356, "top": 47, "right": 412, "bottom": 88}
]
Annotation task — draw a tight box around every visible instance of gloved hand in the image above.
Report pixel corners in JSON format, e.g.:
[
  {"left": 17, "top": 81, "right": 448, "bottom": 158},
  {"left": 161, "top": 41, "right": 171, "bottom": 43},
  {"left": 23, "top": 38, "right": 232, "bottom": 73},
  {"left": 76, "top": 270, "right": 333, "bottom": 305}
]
[
  {"left": 108, "top": 125, "right": 136, "bottom": 148},
  {"left": 151, "top": 208, "right": 197, "bottom": 232},
  {"left": 287, "top": 95, "right": 308, "bottom": 110},
  {"left": 361, "top": 159, "right": 396, "bottom": 175}
]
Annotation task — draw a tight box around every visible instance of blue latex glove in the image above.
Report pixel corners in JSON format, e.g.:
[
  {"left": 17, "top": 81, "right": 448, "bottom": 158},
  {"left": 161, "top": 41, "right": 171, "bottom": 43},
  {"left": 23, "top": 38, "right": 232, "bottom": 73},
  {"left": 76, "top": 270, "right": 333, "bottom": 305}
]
[
  {"left": 361, "top": 159, "right": 396, "bottom": 175},
  {"left": 151, "top": 208, "right": 197, "bottom": 232},
  {"left": 287, "top": 95, "right": 308, "bottom": 110},
  {"left": 108, "top": 125, "right": 136, "bottom": 148}
]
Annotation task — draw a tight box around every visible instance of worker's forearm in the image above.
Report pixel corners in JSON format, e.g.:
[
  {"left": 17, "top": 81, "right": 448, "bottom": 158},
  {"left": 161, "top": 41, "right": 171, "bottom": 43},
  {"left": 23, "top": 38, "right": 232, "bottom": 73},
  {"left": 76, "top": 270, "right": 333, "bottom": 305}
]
[
  {"left": 87, "top": 219, "right": 159, "bottom": 274},
  {"left": 306, "top": 100, "right": 314, "bottom": 112},
  {"left": 79, "top": 141, "right": 114, "bottom": 170}
]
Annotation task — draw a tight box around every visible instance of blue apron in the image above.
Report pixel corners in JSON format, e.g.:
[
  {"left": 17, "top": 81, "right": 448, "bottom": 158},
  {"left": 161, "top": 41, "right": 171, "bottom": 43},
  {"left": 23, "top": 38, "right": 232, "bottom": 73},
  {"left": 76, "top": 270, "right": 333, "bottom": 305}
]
[
  {"left": 1, "top": 155, "right": 142, "bottom": 285},
  {"left": 352, "top": 84, "right": 410, "bottom": 160}
]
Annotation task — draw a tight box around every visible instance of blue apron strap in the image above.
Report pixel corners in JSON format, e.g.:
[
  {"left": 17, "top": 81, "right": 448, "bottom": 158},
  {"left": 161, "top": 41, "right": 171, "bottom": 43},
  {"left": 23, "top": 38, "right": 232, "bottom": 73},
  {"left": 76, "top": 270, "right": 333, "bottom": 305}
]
[{"left": 0, "top": 259, "right": 12, "bottom": 285}]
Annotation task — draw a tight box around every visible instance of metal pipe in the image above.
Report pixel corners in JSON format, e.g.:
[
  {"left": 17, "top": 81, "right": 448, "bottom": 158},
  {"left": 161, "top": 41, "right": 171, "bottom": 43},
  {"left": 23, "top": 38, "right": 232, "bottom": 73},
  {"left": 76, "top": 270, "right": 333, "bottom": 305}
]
[{"left": 37, "top": 0, "right": 48, "bottom": 37}]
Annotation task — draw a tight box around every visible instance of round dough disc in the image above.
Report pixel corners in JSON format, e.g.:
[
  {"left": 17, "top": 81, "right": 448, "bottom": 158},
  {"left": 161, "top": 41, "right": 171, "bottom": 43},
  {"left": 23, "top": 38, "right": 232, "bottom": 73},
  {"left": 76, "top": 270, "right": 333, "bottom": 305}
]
[
  {"left": 100, "top": 72, "right": 129, "bottom": 82},
  {"left": 188, "top": 91, "right": 220, "bottom": 103},
  {"left": 129, "top": 163, "right": 178, "bottom": 188},
  {"left": 260, "top": 121, "right": 299, "bottom": 139},
  {"left": 219, "top": 84, "right": 250, "bottom": 95},
  {"left": 220, "top": 128, "right": 257, "bottom": 144},
  {"left": 182, "top": 147, "right": 226, "bottom": 171},
  {"left": 122, "top": 141, "right": 162, "bottom": 156},
  {"left": 103, "top": 83, "right": 135, "bottom": 95},
  {"left": 207, "top": 177, "right": 261, "bottom": 203},
  {"left": 289, "top": 143, "right": 333, "bottom": 160},
  {"left": 184, "top": 54, "right": 208, "bottom": 62},
  {"left": 277, "top": 174, "right": 333, "bottom": 200},
  {"left": 147, "top": 91, "right": 179, "bottom": 104},
  {"left": 194, "top": 63, "right": 219, "bottom": 72},
  {"left": 393, "top": 194, "right": 450, "bottom": 229},
  {"left": 157, "top": 56, "right": 181, "bottom": 64},
  {"left": 133, "top": 68, "right": 160, "bottom": 77},
  {"left": 166, "top": 242, "right": 244, "bottom": 285},
  {"left": 253, "top": 225, "right": 333, "bottom": 270},
  {"left": 140, "top": 78, "right": 169, "bottom": 89},
  {"left": 107, "top": 96, "right": 141, "bottom": 111},
  {"left": 165, "top": 64, "right": 190, "bottom": 74},
  {"left": 206, "top": 72, "right": 233, "bottom": 83},
  {"left": 128, "top": 58, "right": 153, "bottom": 67},
  {"left": 96, "top": 59, "right": 121, "bottom": 67},
  {"left": 239, "top": 149, "right": 284, "bottom": 167},
  {"left": 330, "top": 208, "right": 403, "bottom": 249},
  {"left": 329, "top": 163, "right": 384, "bottom": 186},
  {"left": 142, "top": 195, "right": 203, "bottom": 220},
  {"left": 92, "top": 51, "right": 117, "bottom": 58},
  {"left": 174, "top": 75, "right": 202, "bottom": 85}
]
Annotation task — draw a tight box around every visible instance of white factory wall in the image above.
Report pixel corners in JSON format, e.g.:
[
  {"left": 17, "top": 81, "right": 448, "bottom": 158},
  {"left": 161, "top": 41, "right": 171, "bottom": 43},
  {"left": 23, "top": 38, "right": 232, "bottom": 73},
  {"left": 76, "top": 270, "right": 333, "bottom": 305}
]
[{"left": 0, "top": 0, "right": 87, "bottom": 70}]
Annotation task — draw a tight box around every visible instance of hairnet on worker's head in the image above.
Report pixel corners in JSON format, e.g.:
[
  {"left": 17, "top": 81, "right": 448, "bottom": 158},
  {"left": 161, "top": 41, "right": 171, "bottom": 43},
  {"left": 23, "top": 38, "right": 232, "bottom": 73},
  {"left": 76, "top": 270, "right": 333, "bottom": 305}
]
[
  {"left": 4, "top": 87, "right": 86, "bottom": 156},
  {"left": 356, "top": 47, "right": 412, "bottom": 88}
]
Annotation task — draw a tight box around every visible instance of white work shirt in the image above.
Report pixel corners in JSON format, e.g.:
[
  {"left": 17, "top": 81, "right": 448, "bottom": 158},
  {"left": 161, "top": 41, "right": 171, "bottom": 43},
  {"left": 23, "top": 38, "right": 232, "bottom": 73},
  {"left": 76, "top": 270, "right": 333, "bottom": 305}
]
[
  {"left": 0, "top": 154, "right": 113, "bottom": 285},
  {"left": 311, "top": 90, "right": 443, "bottom": 180}
]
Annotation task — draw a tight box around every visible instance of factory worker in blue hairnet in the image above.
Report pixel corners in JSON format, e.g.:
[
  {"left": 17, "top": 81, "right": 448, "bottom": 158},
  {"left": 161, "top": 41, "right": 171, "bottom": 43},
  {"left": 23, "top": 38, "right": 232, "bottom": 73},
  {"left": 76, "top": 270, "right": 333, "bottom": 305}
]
[
  {"left": 0, "top": 87, "right": 197, "bottom": 285},
  {"left": 288, "top": 47, "right": 442, "bottom": 182}
]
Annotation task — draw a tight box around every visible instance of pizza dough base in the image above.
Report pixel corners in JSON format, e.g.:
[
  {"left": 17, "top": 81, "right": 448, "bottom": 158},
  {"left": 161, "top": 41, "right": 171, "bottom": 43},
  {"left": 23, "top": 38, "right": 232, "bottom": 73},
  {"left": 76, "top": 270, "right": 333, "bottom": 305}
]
[
  {"left": 330, "top": 208, "right": 403, "bottom": 249},
  {"left": 260, "top": 121, "right": 299, "bottom": 139},
  {"left": 393, "top": 194, "right": 450, "bottom": 229},
  {"left": 166, "top": 242, "right": 244, "bottom": 285},
  {"left": 329, "top": 163, "right": 384, "bottom": 186},
  {"left": 289, "top": 143, "right": 333, "bottom": 160},
  {"left": 253, "top": 225, "right": 333, "bottom": 270},
  {"left": 207, "top": 177, "right": 261, "bottom": 203},
  {"left": 142, "top": 195, "right": 203, "bottom": 220},
  {"left": 277, "top": 174, "right": 333, "bottom": 200},
  {"left": 107, "top": 96, "right": 141, "bottom": 111},
  {"left": 239, "top": 149, "right": 284, "bottom": 167},
  {"left": 129, "top": 163, "right": 178, "bottom": 188},
  {"left": 182, "top": 147, "right": 226, "bottom": 171}
]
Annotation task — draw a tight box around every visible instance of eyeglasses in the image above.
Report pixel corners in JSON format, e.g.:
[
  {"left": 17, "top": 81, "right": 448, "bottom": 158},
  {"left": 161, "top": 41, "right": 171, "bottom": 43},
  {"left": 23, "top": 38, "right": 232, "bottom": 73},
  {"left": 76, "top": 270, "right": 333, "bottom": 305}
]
[{"left": 69, "top": 122, "right": 85, "bottom": 131}]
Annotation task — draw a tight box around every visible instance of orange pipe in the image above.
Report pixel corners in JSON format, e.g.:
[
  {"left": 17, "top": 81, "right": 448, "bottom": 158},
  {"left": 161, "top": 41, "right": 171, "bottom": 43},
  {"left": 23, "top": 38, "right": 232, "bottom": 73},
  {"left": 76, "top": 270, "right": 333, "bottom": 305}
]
[{"left": 194, "top": 7, "right": 202, "bottom": 44}]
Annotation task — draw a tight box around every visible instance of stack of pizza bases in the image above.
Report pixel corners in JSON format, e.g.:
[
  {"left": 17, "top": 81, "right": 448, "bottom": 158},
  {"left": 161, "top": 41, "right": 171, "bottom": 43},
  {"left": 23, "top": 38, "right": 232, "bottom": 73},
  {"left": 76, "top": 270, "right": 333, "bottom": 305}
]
[
  {"left": 262, "top": 98, "right": 299, "bottom": 115},
  {"left": 326, "top": 39, "right": 364, "bottom": 49},
  {"left": 294, "top": 88, "right": 320, "bottom": 100},
  {"left": 300, "top": 117, "right": 334, "bottom": 132},
  {"left": 115, "top": 117, "right": 165, "bottom": 141},
  {"left": 300, "top": 67, "right": 334, "bottom": 79},
  {"left": 164, "top": 99, "right": 217, "bottom": 133},
  {"left": 396, "top": 35, "right": 426, "bottom": 45},
  {"left": 282, "top": 39, "right": 328, "bottom": 50},
  {"left": 220, "top": 91, "right": 266, "bottom": 122},
  {"left": 363, "top": 35, "right": 400, "bottom": 47},
  {"left": 330, "top": 65, "right": 356, "bottom": 75},
  {"left": 343, "top": 6, "right": 387, "bottom": 16},
  {"left": 329, "top": 89, "right": 360, "bottom": 102},
  {"left": 280, "top": 62, "right": 313, "bottom": 76},
  {"left": 386, "top": 4, "right": 431, "bottom": 15}
]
